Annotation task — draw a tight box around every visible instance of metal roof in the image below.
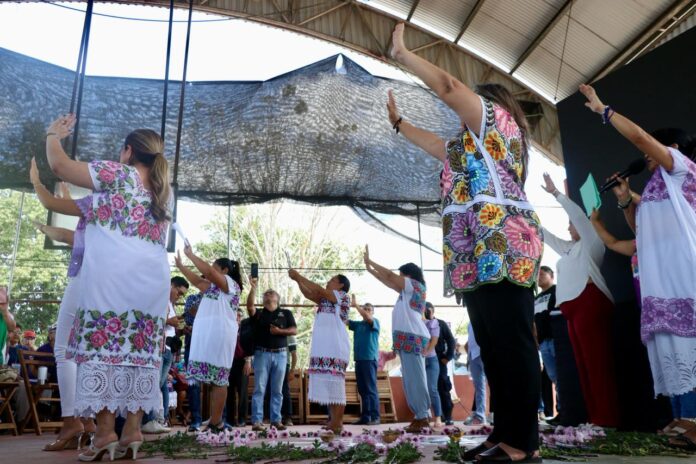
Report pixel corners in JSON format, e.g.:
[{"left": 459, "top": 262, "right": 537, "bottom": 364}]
[{"left": 15, "top": 0, "right": 696, "bottom": 164}]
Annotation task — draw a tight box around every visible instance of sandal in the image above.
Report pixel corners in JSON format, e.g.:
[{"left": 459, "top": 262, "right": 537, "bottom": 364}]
[
  {"left": 463, "top": 442, "right": 495, "bottom": 461},
  {"left": 672, "top": 428, "right": 696, "bottom": 450},
  {"left": 476, "top": 444, "right": 542, "bottom": 463},
  {"left": 660, "top": 419, "right": 696, "bottom": 437}
]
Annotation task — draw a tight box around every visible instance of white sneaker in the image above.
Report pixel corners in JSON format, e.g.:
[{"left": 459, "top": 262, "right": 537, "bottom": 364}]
[{"left": 142, "top": 420, "right": 170, "bottom": 434}]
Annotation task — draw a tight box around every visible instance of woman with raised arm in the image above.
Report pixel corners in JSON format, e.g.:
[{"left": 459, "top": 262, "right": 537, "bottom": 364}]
[
  {"left": 175, "top": 244, "right": 243, "bottom": 433},
  {"left": 580, "top": 84, "right": 696, "bottom": 445},
  {"left": 46, "top": 114, "right": 172, "bottom": 462},
  {"left": 388, "top": 23, "right": 543, "bottom": 462},
  {"left": 288, "top": 269, "right": 351, "bottom": 436},
  {"left": 30, "top": 158, "right": 97, "bottom": 452},
  {"left": 539, "top": 173, "right": 619, "bottom": 428},
  {"left": 363, "top": 246, "right": 431, "bottom": 434}
]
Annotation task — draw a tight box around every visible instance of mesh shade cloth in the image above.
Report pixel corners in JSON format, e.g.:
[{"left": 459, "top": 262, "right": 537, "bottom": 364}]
[{"left": 0, "top": 48, "right": 458, "bottom": 227}]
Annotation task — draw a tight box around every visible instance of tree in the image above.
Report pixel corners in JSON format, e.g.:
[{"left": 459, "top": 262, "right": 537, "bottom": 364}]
[
  {"left": 193, "top": 202, "right": 362, "bottom": 368},
  {"left": 0, "top": 190, "right": 70, "bottom": 342}
]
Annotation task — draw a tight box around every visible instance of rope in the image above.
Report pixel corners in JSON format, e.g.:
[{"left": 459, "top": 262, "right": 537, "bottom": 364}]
[{"left": 553, "top": 1, "right": 573, "bottom": 102}]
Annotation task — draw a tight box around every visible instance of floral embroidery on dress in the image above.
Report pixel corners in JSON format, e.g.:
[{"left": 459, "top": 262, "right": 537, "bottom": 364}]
[
  {"left": 640, "top": 296, "right": 696, "bottom": 342},
  {"left": 407, "top": 280, "right": 426, "bottom": 314},
  {"left": 308, "top": 356, "right": 348, "bottom": 376},
  {"left": 87, "top": 161, "right": 168, "bottom": 246},
  {"left": 641, "top": 170, "right": 670, "bottom": 204},
  {"left": 317, "top": 291, "right": 350, "bottom": 322},
  {"left": 441, "top": 99, "right": 542, "bottom": 294},
  {"left": 392, "top": 330, "right": 428, "bottom": 354},
  {"left": 66, "top": 308, "right": 164, "bottom": 369},
  {"left": 203, "top": 284, "right": 221, "bottom": 301},
  {"left": 186, "top": 360, "right": 230, "bottom": 386}
]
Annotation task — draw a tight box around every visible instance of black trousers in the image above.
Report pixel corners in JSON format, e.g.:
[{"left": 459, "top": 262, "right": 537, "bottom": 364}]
[
  {"left": 464, "top": 281, "right": 539, "bottom": 452},
  {"left": 226, "top": 358, "right": 249, "bottom": 425},
  {"left": 550, "top": 315, "right": 587, "bottom": 426},
  {"left": 437, "top": 361, "right": 453, "bottom": 421}
]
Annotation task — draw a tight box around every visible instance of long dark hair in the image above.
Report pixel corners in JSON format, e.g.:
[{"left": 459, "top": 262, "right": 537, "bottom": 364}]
[
  {"left": 124, "top": 129, "right": 171, "bottom": 223},
  {"left": 214, "top": 258, "right": 243, "bottom": 292},
  {"left": 398, "top": 263, "right": 425, "bottom": 286},
  {"left": 336, "top": 274, "right": 351, "bottom": 293},
  {"left": 651, "top": 128, "right": 696, "bottom": 161},
  {"left": 475, "top": 83, "right": 530, "bottom": 182}
]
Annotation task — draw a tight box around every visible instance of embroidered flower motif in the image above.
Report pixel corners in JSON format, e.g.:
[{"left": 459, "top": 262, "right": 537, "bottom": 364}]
[
  {"left": 503, "top": 216, "right": 542, "bottom": 258},
  {"left": 485, "top": 231, "right": 508, "bottom": 254},
  {"left": 443, "top": 244, "right": 453, "bottom": 264},
  {"left": 474, "top": 241, "right": 485, "bottom": 257},
  {"left": 484, "top": 130, "right": 507, "bottom": 161},
  {"left": 408, "top": 280, "right": 427, "bottom": 313},
  {"left": 443, "top": 215, "right": 453, "bottom": 237},
  {"left": 477, "top": 253, "right": 503, "bottom": 281},
  {"left": 97, "top": 204, "right": 112, "bottom": 222},
  {"left": 391, "top": 330, "right": 428, "bottom": 355},
  {"left": 468, "top": 155, "right": 490, "bottom": 196},
  {"left": 106, "top": 317, "right": 122, "bottom": 334},
  {"left": 450, "top": 263, "right": 477, "bottom": 289},
  {"left": 89, "top": 330, "right": 108, "bottom": 348},
  {"left": 130, "top": 204, "right": 145, "bottom": 221},
  {"left": 129, "top": 311, "right": 162, "bottom": 355},
  {"left": 447, "top": 139, "right": 466, "bottom": 172},
  {"left": 508, "top": 257, "right": 535, "bottom": 283},
  {"left": 440, "top": 162, "right": 453, "bottom": 198},
  {"left": 452, "top": 180, "right": 470, "bottom": 203},
  {"left": 493, "top": 106, "right": 519, "bottom": 140},
  {"left": 463, "top": 132, "right": 476, "bottom": 154},
  {"left": 479, "top": 204, "right": 504, "bottom": 227},
  {"left": 509, "top": 138, "right": 522, "bottom": 161},
  {"left": 187, "top": 360, "right": 230, "bottom": 386},
  {"left": 308, "top": 356, "right": 348, "bottom": 376},
  {"left": 97, "top": 165, "right": 116, "bottom": 186},
  {"left": 449, "top": 214, "right": 474, "bottom": 253}
]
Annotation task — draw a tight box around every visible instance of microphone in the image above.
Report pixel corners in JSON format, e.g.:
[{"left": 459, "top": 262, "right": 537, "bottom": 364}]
[{"left": 599, "top": 158, "right": 646, "bottom": 193}]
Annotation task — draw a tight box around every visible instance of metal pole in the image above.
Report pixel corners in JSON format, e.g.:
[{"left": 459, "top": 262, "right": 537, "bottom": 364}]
[
  {"left": 416, "top": 205, "right": 423, "bottom": 269},
  {"left": 8, "top": 192, "right": 25, "bottom": 297},
  {"left": 227, "top": 201, "right": 232, "bottom": 258},
  {"left": 69, "top": 0, "right": 94, "bottom": 160},
  {"left": 161, "top": 0, "right": 175, "bottom": 139}
]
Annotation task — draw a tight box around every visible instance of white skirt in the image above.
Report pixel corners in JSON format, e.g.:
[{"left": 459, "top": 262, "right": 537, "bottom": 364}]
[{"left": 646, "top": 332, "right": 696, "bottom": 397}]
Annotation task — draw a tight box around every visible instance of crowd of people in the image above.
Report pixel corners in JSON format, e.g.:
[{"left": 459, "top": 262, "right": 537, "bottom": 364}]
[{"left": 1, "top": 22, "right": 695, "bottom": 464}]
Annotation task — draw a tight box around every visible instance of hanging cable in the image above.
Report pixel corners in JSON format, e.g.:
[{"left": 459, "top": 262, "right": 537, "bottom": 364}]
[
  {"left": 69, "top": 0, "right": 94, "bottom": 160},
  {"left": 553, "top": 2, "right": 573, "bottom": 102},
  {"left": 167, "top": 0, "right": 195, "bottom": 251}
]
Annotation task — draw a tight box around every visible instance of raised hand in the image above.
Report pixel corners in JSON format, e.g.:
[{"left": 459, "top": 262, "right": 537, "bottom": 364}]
[
  {"left": 351, "top": 294, "right": 358, "bottom": 308},
  {"left": 46, "top": 113, "right": 76, "bottom": 140},
  {"left": 59, "top": 182, "right": 72, "bottom": 200},
  {"left": 590, "top": 208, "right": 601, "bottom": 223},
  {"left": 607, "top": 173, "right": 630, "bottom": 202},
  {"left": 363, "top": 245, "right": 370, "bottom": 267},
  {"left": 390, "top": 23, "right": 407, "bottom": 59},
  {"left": 288, "top": 268, "right": 299, "bottom": 281},
  {"left": 541, "top": 173, "right": 558, "bottom": 195},
  {"left": 183, "top": 241, "right": 195, "bottom": 259},
  {"left": 386, "top": 90, "right": 401, "bottom": 126},
  {"left": 579, "top": 84, "right": 605, "bottom": 114},
  {"left": 249, "top": 276, "right": 258, "bottom": 288},
  {"left": 174, "top": 250, "right": 185, "bottom": 269},
  {"left": 29, "top": 158, "right": 41, "bottom": 186}
]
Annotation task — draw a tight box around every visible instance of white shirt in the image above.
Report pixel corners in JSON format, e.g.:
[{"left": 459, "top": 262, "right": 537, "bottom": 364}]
[
  {"left": 392, "top": 278, "right": 430, "bottom": 340},
  {"left": 542, "top": 193, "right": 613, "bottom": 306},
  {"left": 165, "top": 302, "right": 176, "bottom": 339}
]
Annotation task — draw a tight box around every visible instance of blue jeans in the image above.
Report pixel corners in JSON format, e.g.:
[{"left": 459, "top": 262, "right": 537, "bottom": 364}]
[
  {"left": 469, "top": 356, "right": 487, "bottom": 420},
  {"left": 252, "top": 350, "right": 287, "bottom": 424},
  {"left": 185, "top": 342, "right": 201, "bottom": 426},
  {"left": 355, "top": 360, "right": 380, "bottom": 421},
  {"left": 425, "top": 356, "right": 442, "bottom": 418},
  {"left": 671, "top": 391, "right": 696, "bottom": 418},
  {"left": 145, "top": 348, "right": 173, "bottom": 423},
  {"left": 540, "top": 339, "right": 559, "bottom": 413},
  {"left": 399, "top": 351, "right": 430, "bottom": 420}
]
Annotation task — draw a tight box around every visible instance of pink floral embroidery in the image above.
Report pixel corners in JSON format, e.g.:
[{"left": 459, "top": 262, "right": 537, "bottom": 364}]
[
  {"left": 503, "top": 215, "right": 542, "bottom": 257},
  {"left": 392, "top": 330, "right": 428, "bottom": 354},
  {"left": 130, "top": 205, "right": 145, "bottom": 221},
  {"left": 450, "top": 263, "right": 477, "bottom": 289},
  {"left": 493, "top": 105, "right": 519, "bottom": 139},
  {"left": 97, "top": 204, "right": 112, "bottom": 222},
  {"left": 641, "top": 170, "right": 670, "bottom": 203},
  {"left": 97, "top": 166, "right": 115, "bottom": 185},
  {"left": 112, "top": 194, "right": 126, "bottom": 210},
  {"left": 106, "top": 317, "right": 122, "bottom": 334},
  {"left": 440, "top": 161, "right": 453, "bottom": 199}
]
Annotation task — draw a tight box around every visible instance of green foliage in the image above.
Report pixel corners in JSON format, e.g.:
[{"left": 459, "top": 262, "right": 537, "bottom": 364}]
[
  {"left": 194, "top": 203, "right": 362, "bottom": 368},
  {"left": 140, "top": 431, "right": 213, "bottom": 459},
  {"left": 332, "top": 442, "right": 380, "bottom": 462},
  {"left": 227, "top": 441, "right": 332, "bottom": 463},
  {"left": 434, "top": 441, "right": 465, "bottom": 462},
  {"left": 384, "top": 441, "right": 423, "bottom": 464},
  {"left": 0, "top": 190, "right": 69, "bottom": 342}
]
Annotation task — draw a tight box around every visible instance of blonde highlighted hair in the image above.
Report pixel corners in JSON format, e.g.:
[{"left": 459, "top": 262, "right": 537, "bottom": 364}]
[{"left": 124, "top": 129, "right": 171, "bottom": 223}]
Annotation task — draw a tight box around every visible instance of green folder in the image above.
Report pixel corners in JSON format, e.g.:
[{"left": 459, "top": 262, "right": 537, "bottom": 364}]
[{"left": 579, "top": 173, "right": 602, "bottom": 217}]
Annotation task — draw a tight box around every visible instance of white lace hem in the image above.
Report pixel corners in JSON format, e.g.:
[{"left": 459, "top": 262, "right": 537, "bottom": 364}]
[
  {"left": 74, "top": 363, "right": 162, "bottom": 418},
  {"left": 308, "top": 372, "right": 346, "bottom": 406},
  {"left": 646, "top": 333, "right": 696, "bottom": 397}
]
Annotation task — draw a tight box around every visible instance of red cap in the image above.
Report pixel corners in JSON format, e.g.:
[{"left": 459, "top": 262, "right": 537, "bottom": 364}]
[{"left": 22, "top": 330, "right": 36, "bottom": 339}]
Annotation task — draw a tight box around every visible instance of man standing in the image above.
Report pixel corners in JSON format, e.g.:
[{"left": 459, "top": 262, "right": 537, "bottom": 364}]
[
  {"left": 429, "top": 302, "right": 456, "bottom": 426},
  {"left": 183, "top": 292, "right": 203, "bottom": 432},
  {"left": 535, "top": 266, "right": 560, "bottom": 424},
  {"left": 247, "top": 278, "right": 297, "bottom": 431},
  {"left": 143, "top": 276, "right": 189, "bottom": 434},
  {"left": 348, "top": 297, "right": 381, "bottom": 426}
]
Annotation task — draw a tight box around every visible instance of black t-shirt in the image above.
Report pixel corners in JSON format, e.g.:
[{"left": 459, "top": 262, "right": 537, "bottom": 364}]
[
  {"left": 252, "top": 307, "right": 297, "bottom": 349},
  {"left": 534, "top": 285, "right": 557, "bottom": 343}
]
